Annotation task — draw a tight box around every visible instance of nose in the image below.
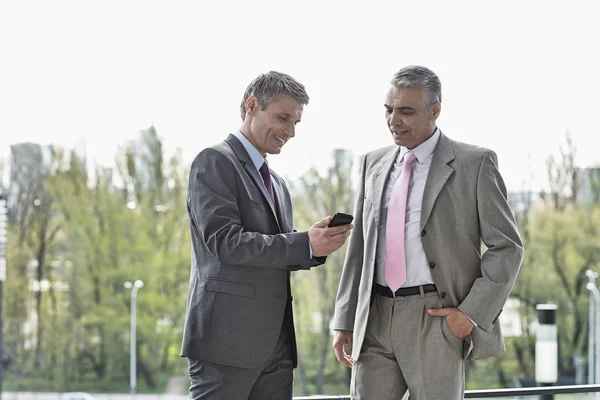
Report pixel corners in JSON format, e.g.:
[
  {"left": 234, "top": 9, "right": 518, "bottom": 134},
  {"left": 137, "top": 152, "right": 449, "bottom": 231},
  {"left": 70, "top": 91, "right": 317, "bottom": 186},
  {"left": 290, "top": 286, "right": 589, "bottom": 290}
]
[
  {"left": 284, "top": 125, "right": 295, "bottom": 138},
  {"left": 389, "top": 110, "right": 403, "bottom": 126}
]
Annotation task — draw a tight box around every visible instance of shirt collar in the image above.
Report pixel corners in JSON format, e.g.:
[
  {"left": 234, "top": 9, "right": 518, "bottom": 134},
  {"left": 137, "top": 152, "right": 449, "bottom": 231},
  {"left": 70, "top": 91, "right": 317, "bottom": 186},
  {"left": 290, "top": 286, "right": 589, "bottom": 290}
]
[
  {"left": 398, "top": 127, "right": 441, "bottom": 164},
  {"left": 233, "top": 130, "right": 266, "bottom": 171}
]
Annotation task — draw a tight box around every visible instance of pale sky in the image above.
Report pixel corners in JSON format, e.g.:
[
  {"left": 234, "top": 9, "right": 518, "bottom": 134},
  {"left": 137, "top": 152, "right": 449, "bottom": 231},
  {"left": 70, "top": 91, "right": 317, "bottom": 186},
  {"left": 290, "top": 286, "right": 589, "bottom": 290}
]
[{"left": 1, "top": 0, "right": 599, "bottom": 192}]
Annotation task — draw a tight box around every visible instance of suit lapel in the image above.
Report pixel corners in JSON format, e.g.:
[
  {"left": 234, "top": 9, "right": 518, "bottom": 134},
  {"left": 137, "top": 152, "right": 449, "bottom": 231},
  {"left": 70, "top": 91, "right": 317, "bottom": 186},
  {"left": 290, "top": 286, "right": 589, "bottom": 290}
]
[
  {"left": 225, "top": 135, "right": 282, "bottom": 231},
  {"left": 420, "top": 133, "right": 455, "bottom": 230},
  {"left": 372, "top": 146, "right": 400, "bottom": 217}
]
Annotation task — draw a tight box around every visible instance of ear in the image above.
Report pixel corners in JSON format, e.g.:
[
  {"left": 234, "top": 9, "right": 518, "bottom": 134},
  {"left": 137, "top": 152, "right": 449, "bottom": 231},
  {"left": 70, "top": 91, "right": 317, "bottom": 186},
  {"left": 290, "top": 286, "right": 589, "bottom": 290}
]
[
  {"left": 245, "top": 96, "right": 258, "bottom": 117},
  {"left": 430, "top": 102, "right": 441, "bottom": 121}
]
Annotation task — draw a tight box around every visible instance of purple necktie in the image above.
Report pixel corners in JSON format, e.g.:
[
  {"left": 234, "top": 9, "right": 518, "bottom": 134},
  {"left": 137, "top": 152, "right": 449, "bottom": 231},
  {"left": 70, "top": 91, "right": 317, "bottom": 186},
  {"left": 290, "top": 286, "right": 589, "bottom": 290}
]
[
  {"left": 259, "top": 160, "right": 275, "bottom": 205},
  {"left": 385, "top": 151, "right": 417, "bottom": 292}
]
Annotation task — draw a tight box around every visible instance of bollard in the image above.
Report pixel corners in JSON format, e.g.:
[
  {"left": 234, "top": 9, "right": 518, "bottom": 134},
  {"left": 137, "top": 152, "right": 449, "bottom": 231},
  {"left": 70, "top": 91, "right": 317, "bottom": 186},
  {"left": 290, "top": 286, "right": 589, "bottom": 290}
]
[{"left": 536, "top": 304, "right": 558, "bottom": 400}]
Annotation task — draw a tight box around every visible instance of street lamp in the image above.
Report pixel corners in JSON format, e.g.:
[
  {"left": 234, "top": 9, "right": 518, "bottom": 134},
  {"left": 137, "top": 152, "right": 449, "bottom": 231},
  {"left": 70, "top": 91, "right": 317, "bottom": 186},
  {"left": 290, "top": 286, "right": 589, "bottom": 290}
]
[
  {"left": 0, "top": 193, "right": 7, "bottom": 397},
  {"left": 124, "top": 280, "right": 144, "bottom": 395},
  {"left": 587, "top": 270, "right": 600, "bottom": 384}
]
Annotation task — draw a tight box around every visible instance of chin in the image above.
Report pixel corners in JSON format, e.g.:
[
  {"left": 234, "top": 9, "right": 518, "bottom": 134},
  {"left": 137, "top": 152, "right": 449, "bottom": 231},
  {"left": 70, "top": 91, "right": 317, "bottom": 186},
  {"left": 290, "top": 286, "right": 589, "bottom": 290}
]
[{"left": 392, "top": 135, "right": 406, "bottom": 147}]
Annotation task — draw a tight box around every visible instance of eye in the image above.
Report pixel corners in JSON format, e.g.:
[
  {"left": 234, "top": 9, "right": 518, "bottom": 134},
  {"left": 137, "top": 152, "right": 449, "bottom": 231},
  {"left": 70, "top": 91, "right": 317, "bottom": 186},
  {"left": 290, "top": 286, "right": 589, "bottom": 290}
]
[
  {"left": 385, "top": 108, "right": 392, "bottom": 114},
  {"left": 279, "top": 115, "right": 288, "bottom": 122}
]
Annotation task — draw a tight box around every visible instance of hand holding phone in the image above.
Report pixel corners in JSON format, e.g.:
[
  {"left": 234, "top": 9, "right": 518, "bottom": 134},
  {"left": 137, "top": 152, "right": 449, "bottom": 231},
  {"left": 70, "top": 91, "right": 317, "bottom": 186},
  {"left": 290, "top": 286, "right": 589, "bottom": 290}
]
[
  {"left": 309, "top": 213, "right": 354, "bottom": 257},
  {"left": 328, "top": 212, "right": 354, "bottom": 227}
]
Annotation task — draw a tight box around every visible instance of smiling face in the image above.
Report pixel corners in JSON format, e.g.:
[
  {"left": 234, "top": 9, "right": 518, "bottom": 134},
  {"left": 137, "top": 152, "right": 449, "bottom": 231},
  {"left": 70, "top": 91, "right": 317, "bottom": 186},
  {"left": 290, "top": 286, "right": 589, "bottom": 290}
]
[
  {"left": 243, "top": 94, "right": 303, "bottom": 156},
  {"left": 385, "top": 85, "right": 441, "bottom": 149}
]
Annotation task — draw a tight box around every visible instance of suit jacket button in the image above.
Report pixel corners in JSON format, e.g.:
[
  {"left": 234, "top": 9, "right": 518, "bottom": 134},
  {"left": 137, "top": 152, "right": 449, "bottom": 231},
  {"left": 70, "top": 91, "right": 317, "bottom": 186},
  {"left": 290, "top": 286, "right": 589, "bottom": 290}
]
[
  {"left": 440, "top": 292, "right": 447, "bottom": 299},
  {"left": 429, "top": 262, "right": 436, "bottom": 269},
  {"left": 421, "top": 230, "right": 426, "bottom": 237}
]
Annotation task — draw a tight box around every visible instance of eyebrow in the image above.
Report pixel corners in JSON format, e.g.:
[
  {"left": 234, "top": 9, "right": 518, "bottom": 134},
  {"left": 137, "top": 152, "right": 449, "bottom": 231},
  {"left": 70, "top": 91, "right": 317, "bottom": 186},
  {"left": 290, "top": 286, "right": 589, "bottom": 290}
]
[{"left": 384, "top": 104, "right": 417, "bottom": 111}]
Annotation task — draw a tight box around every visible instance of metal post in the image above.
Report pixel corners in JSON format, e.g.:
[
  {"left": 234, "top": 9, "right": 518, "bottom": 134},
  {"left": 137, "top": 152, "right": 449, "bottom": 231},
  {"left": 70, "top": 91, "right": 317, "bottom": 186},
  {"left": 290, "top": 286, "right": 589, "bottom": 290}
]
[
  {"left": 588, "top": 271, "right": 597, "bottom": 384},
  {"left": 588, "top": 271, "right": 600, "bottom": 387},
  {"left": 125, "top": 280, "right": 144, "bottom": 395},
  {"left": 0, "top": 194, "right": 7, "bottom": 400},
  {"left": 594, "top": 289, "right": 600, "bottom": 387},
  {"left": 574, "top": 355, "right": 585, "bottom": 385},
  {"left": 590, "top": 283, "right": 597, "bottom": 384},
  {"left": 536, "top": 304, "right": 558, "bottom": 400}
]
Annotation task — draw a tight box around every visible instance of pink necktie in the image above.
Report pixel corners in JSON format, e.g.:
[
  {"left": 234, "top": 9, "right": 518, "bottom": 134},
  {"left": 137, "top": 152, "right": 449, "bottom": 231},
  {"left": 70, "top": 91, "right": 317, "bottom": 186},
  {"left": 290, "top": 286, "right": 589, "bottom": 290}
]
[{"left": 385, "top": 151, "right": 417, "bottom": 292}]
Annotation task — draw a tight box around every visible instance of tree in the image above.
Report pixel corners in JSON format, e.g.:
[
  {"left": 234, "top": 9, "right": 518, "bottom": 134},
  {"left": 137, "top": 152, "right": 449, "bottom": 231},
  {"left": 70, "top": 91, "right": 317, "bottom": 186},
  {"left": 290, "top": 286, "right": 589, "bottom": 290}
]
[
  {"left": 116, "top": 129, "right": 191, "bottom": 387},
  {"left": 3, "top": 129, "right": 191, "bottom": 392},
  {"left": 7, "top": 144, "right": 64, "bottom": 370}
]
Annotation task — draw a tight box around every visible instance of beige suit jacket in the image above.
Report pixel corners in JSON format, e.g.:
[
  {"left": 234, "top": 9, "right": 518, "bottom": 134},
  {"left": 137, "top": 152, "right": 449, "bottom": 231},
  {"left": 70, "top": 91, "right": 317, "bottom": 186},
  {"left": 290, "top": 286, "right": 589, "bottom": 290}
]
[{"left": 333, "top": 132, "right": 524, "bottom": 360}]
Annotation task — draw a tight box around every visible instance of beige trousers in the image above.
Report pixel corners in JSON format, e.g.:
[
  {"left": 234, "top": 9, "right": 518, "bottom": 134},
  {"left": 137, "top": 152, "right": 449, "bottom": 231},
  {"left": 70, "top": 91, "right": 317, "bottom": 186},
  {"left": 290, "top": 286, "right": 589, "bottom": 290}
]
[{"left": 351, "top": 291, "right": 469, "bottom": 400}]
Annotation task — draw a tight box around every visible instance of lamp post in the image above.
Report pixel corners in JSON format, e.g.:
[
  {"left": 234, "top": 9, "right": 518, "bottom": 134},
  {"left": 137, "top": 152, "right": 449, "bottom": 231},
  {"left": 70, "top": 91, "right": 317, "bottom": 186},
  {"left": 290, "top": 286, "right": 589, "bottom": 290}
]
[
  {"left": 125, "top": 280, "right": 144, "bottom": 395},
  {"left": 587, "top": 270, "right": 600, "bottom": 384},
  {"left": 0, "top": 193, "right": 7, "bottom": 398}
]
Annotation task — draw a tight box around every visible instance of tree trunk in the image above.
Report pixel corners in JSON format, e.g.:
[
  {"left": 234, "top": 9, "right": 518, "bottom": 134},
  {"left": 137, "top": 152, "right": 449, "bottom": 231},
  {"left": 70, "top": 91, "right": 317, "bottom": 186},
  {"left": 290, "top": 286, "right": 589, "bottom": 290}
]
[
  {"left": 62, "top": 312, "right": 73, "bottom": 392},
  {"left": 96, "top": 326, "right": 106, "bottom": 379},
  {"left": 296, "top": 361, "right": 310, "bottom": 395},
  {"left": 160, "top": 341, "right": 170, "bottom": 372},
  {"left": 49, "top": 281, "right": 58, "bottom": 379},
  {"left": 138, "top": 357, "right": 157, "bottom": 389},
  {"left": 34, "top": 227, "right": 47, "bottom": 369},
  {"left": 315, "top": 265, "right": 332, "bottom": 394}
]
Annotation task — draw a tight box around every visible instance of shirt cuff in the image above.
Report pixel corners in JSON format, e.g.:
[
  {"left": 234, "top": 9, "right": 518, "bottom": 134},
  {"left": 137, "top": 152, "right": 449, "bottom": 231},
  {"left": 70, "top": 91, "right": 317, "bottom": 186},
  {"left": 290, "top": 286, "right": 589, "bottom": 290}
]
[
  {"left": 309, "top": 242, "right": 313, "bottom": 259},
  {"left": 466, "top": 314, "right": 478, "bottom": 328}
]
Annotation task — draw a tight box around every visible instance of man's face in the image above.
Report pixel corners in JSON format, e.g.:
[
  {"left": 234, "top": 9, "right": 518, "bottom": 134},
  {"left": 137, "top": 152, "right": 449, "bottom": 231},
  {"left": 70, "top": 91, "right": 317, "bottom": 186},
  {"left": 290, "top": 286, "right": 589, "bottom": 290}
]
[
  {"left": 385, "top": 86, "right": 441, "bottom": 149},
  {"left": 245, "top": 94, "right": 303, "bottom": 156}
]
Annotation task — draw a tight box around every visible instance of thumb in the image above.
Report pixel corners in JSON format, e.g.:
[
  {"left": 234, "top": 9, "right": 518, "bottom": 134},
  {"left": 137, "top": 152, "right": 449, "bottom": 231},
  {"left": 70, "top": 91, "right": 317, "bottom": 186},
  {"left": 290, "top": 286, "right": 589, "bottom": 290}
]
[
  {"left": 427, "top": 308, "right": 451, "bottom": 317},
  {"left": 314, "top": 216, "right": 331, "bottom": 228}
]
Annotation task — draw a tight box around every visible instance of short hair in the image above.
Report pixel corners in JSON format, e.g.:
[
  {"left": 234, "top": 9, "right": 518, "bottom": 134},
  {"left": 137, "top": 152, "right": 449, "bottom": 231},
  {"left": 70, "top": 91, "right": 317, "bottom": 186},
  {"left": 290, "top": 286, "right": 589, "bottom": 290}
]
[
  {"left": 391, "top": 65, "right": 442, "bottom": 107},
  {"left": 240, "top": 71, "right": 309, "bottom": 120}
]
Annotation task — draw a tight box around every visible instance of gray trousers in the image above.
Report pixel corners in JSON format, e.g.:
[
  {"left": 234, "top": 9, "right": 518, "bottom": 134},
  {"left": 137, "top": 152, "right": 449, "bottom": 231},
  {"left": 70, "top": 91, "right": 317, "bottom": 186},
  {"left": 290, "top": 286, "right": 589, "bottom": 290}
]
[
  {"left": 188, "top": 305, "right": 294, "bottom": 400},
  {"left": 351, "top": 290, "right": 468, "bottom": 400}
]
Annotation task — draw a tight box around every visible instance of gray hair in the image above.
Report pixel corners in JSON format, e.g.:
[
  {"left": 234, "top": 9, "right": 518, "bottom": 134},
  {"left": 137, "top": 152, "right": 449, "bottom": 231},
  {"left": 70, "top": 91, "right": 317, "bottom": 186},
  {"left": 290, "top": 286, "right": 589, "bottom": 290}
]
[
  {"left": 391, "top": 65, "right": 442, "bottom": 107},
  {"left": 240, "top": 71, "right": 309, "bottom": 120}
]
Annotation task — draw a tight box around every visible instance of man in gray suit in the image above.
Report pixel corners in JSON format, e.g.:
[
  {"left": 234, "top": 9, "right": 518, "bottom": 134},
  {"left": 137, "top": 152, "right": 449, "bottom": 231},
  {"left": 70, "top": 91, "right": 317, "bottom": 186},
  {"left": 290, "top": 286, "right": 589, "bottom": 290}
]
[
  {"left": 332, "top": 66, "right": 524, "bottom": 399},
  {"left": 181, "top": 71, "right": 353, "bottom": 400}
]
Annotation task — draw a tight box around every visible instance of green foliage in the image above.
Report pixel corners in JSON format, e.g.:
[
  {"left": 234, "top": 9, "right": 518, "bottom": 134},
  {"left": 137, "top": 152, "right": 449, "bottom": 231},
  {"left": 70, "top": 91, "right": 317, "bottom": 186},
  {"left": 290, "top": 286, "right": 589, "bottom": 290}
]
[
  {"left": 4, "top": 129, "right": 600, "bottom": 395},
  {"left": 3, "top": 128, "right": 190, "bottom": 392},
  {"left": 506, "top": 206, "right": 600, "bottom": 379},
  {"left": 290, "top": 150, "right": 355, "bottom": 395}
]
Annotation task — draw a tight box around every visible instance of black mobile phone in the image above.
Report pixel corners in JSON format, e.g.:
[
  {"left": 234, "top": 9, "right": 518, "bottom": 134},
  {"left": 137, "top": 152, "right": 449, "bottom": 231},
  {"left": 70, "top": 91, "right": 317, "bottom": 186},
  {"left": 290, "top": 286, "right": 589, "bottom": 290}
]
[{"left": 328, "top": 212, "right": 354, "bottom": 227}]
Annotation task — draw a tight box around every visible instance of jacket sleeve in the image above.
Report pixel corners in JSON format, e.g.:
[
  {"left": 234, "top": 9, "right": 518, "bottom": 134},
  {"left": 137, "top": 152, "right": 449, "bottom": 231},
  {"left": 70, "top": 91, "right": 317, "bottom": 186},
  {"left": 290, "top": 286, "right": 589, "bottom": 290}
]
[
  {"left": 332, "top": 154, "right": 367, "bottom": 331},
  {"left": 188, "top": 148, "right": 315, "bottom": 270},
  {"left": 458, "top": 150, "right": 525, "bottom": 331}
]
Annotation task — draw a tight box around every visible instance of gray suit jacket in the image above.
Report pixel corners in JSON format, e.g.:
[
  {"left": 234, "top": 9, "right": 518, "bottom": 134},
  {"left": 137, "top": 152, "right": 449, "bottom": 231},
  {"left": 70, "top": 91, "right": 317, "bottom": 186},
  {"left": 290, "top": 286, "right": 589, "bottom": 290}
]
[
  {"left": 181, "top": 134, "right": 325, "bottom": 369},
  {"left": 333, "top": 132, "right": 524, "bottom": 360}
]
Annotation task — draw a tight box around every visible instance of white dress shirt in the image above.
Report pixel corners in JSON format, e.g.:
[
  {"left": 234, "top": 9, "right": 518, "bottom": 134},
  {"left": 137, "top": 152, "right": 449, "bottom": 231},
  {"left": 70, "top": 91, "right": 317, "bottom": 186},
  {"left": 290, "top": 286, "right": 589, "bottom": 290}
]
[
  {"left": 375, "top": 128, "right": 440, "bottom": 287},
  {"left": 233, "top": 130, "right": 265, "bottom": 171}
]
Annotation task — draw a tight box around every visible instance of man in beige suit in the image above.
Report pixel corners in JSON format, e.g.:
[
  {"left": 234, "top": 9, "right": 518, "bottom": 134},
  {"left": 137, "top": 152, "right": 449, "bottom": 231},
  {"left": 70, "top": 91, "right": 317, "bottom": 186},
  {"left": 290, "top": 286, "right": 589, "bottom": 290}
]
[{"left": 332, "top": 65, "right": 524, "bottom": 399}]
